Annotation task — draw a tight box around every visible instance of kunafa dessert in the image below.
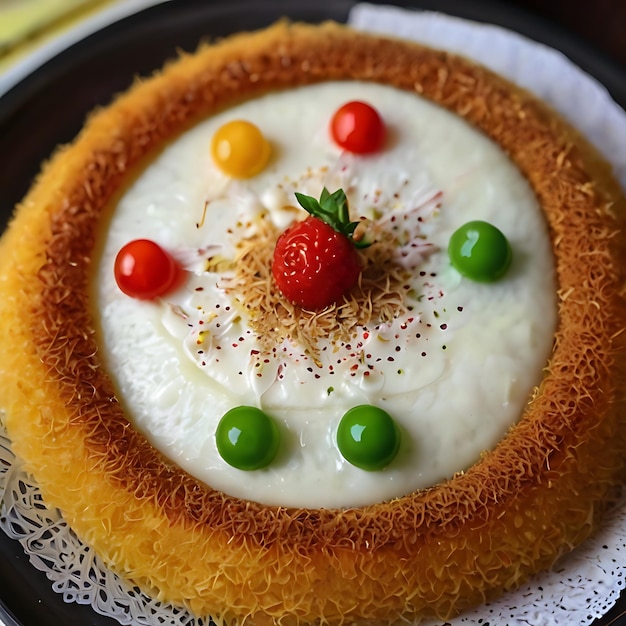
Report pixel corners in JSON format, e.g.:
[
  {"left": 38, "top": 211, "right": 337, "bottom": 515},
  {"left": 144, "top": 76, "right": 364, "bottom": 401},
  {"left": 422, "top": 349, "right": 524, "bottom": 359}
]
[{"left": 0, "top": 21, "right": 625, "bottom": 625}]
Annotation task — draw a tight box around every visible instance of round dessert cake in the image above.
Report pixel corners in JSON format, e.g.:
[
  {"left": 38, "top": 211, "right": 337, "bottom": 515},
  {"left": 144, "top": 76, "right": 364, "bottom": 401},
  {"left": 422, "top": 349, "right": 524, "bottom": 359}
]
[{"left": 1, "top": 21, "right": 626, "bottom": 625}]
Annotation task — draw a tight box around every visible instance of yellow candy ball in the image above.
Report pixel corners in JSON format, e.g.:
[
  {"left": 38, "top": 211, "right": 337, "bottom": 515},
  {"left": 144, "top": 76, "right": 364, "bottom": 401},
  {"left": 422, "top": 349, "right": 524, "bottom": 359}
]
[{"left": 210, "top": 119, "right": 270, "bottom": 178}]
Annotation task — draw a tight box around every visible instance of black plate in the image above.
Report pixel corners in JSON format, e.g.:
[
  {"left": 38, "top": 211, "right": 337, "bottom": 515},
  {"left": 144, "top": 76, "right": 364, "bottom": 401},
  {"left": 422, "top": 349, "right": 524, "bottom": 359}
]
[{"left": 1, "top": 1, "right": 625, "bottom": 625}]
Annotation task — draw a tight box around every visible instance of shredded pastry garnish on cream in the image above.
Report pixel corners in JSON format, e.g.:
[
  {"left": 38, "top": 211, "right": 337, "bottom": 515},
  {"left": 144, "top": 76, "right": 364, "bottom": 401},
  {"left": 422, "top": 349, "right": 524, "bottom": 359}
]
[{"left": 226, "top": 217, "right": 411, "bottom": 359}]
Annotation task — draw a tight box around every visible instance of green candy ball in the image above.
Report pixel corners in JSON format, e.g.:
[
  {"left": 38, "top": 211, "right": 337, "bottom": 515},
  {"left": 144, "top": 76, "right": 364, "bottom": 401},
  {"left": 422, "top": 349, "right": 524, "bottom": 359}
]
[
  {"left": 337, "top": 405, "right": 401, "bottom": 471},
  {"left": 448, "top": 220, "right": 512, "bottom": 282},
  {"left": 216, "top": 406, "right": 280, "bottom": 470}
]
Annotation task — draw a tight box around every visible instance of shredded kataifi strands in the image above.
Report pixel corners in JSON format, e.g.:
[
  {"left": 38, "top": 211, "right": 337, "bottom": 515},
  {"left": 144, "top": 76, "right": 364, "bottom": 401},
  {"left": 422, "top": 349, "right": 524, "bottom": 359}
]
[
  {"left": 0, "top": 21, "right": 625, "bottom": 626},
  {"left": 226, "top": 217, "right": 410, "bottom": 360}
]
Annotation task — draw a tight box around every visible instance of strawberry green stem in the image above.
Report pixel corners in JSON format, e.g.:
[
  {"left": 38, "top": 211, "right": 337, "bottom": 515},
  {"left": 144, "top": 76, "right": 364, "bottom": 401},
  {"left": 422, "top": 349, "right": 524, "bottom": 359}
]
[{"left": 294, "top": 188, "right": 371, "bottom": 248}]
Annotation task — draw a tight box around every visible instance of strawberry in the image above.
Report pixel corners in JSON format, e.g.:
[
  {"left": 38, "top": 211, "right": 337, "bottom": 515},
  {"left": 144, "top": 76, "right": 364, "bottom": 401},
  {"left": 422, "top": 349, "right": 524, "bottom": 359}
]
[{"left": 272, "top": 188, "right": 370, "bottom": 310}]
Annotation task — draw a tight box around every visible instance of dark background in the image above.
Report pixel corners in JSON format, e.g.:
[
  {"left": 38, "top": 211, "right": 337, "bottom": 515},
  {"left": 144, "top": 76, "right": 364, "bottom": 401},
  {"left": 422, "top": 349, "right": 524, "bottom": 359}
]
[{"left": 512, "top": 0, "right": 626, "bottom": 68}]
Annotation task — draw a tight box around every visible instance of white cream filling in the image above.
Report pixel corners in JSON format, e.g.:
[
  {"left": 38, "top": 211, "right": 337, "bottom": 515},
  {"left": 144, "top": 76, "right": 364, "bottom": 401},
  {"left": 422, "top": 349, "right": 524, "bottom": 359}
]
[{"left": 93, "top": 81, "right": 557, "bottom": 508}]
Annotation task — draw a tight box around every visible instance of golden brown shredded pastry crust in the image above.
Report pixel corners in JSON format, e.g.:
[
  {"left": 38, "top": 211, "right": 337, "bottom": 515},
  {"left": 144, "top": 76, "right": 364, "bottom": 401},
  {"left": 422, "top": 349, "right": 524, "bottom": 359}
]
[{"left": 1, "top": 22, "right": 626, "bottom": 625}]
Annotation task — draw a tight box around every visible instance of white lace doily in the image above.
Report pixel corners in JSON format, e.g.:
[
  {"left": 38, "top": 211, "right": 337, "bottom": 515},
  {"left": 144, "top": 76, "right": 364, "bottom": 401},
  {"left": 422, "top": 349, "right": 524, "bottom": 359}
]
[
  {"left": 2, "top": 3, "right": 626, "bottom": 626},
  {"left": 0, "top": 417, "right": 211, "bottom": 626}
]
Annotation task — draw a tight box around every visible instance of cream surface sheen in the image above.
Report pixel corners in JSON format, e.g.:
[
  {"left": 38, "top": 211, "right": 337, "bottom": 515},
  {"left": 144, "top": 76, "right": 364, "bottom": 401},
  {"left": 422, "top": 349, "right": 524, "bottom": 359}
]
[{"left": 94, "top": 81, "right": 557, "bottom": 508}]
